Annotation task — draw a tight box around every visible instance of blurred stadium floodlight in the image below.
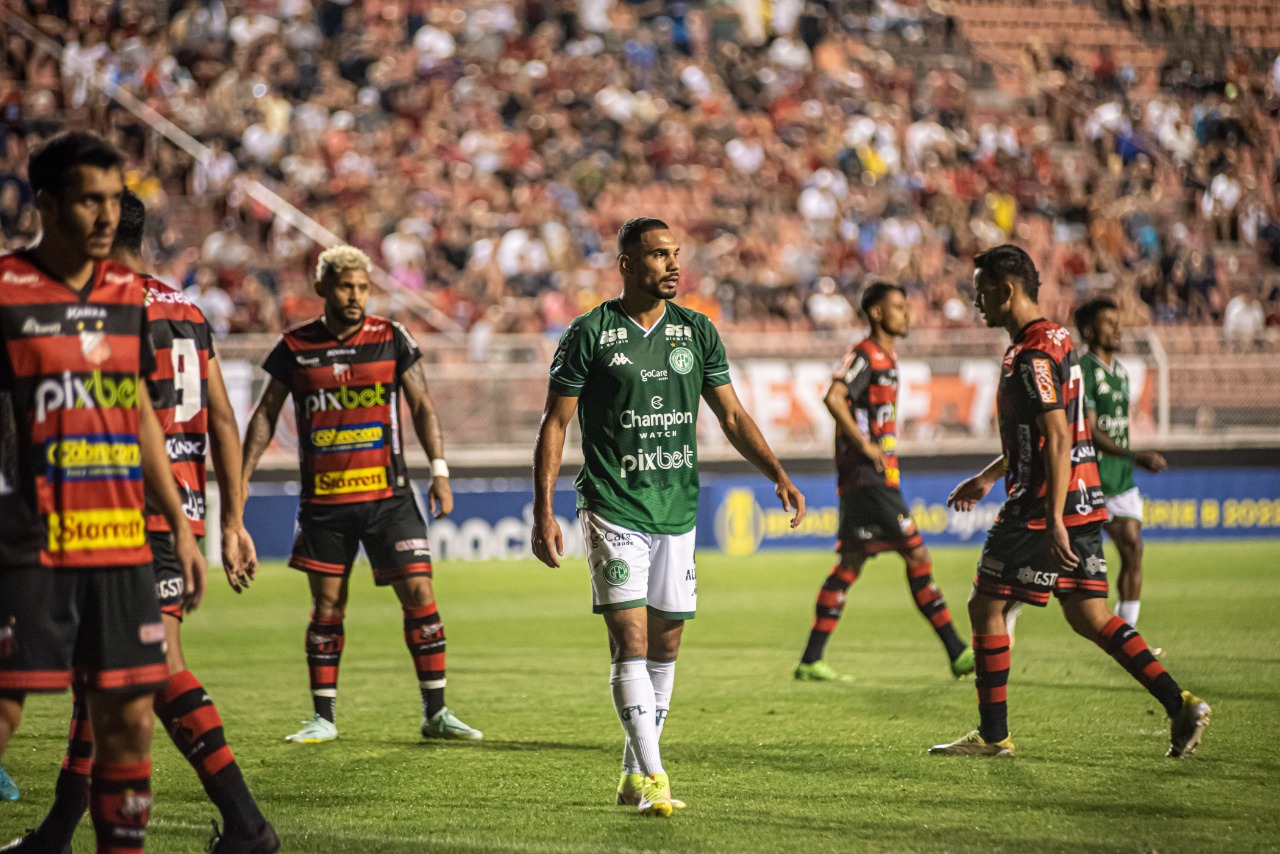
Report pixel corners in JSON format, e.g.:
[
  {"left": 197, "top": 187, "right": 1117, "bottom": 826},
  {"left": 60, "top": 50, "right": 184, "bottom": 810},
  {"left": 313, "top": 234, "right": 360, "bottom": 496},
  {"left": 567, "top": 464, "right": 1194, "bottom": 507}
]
[{"left": 5, "top": 12, "right": 462, "bottom": 336}]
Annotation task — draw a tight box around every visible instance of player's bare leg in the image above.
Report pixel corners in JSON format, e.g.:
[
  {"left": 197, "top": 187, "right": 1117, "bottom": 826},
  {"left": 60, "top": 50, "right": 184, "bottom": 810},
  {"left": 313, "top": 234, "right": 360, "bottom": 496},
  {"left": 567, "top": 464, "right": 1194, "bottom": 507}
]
[
  {"left": 1060, "top": 593, "right": 1207, "bottom": 754},
  {"left": 1106, "top": 518, "right": 1145, "bottom": 627},
  {"left": 286, "top": 573, "right": 348, "bottom": 743},
  {"left": 394, "top": 576, "right": 481, "bottom": 741},
  {"left": 0, "top": 693, "right": 23, "bottom": 801},
  {"left": 796, "top": 551, "right": 864, "bottom": 682},
  {"left": 85, "top": 689, "right": 156, "bottom": 850},
  {"left": 931, "top": 592, "right": 1015, "bottom": 756}
]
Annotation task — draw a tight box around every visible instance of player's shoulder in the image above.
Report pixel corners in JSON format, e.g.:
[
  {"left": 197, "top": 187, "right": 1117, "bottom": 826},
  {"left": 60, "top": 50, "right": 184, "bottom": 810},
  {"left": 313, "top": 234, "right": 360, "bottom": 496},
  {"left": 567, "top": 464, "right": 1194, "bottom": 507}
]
[
  {"left": 0, "top": 252, "right": 45, "bottom": 302},
  {"left": 280, "top": 316, "right": 327, "bottom": 346},
  {"left": 668, "top": 300, "right": 716, "bottom": 328},
  {"left": 142, "top": 275, "right": 204, "bottom": 316},
  {"left": 560, "top": 299, "right": 618, "bottom": 342},
  {"left": 855, "top": 338, "right": 894, "bottom": 368},
  {"left": 1019, "top": 319, "right": 1074, "bottom": 360}
]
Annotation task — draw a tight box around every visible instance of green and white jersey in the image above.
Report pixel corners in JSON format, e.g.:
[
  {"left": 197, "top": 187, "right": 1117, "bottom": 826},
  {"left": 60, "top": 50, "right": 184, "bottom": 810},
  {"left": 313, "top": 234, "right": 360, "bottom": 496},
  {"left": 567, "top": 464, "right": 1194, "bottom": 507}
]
[
  {"left": 548, "top": 298, "right": 732, "bottom": 534},
  {"left": 1081, "top": 350, "right": 1134, "bottom": 496}
]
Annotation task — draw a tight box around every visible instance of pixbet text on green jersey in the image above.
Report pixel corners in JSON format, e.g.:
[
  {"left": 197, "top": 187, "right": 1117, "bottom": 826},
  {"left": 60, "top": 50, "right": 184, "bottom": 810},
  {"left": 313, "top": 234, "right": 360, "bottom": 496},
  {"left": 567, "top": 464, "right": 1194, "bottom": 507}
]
[
  {"left": 1081, "top": 350, "right": 1134, "bottom": 496},
  {"left": 548, "top": 299, "right": 731, "bottom": 534}
]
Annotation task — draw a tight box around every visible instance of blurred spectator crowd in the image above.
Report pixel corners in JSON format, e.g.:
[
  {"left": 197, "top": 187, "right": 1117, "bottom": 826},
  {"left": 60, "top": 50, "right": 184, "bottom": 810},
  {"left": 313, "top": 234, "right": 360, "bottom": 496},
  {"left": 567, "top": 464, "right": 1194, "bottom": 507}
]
[{"left": 2, "top": 0, "right": 1280, "bottom": 340}]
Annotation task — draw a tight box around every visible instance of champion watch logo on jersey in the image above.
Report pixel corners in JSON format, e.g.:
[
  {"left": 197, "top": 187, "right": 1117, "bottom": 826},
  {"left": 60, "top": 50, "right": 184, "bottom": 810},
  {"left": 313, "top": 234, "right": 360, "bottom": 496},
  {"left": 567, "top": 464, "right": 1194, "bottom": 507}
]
[{"left": 609, "top": 352, "right": 633, "bottom": 367}]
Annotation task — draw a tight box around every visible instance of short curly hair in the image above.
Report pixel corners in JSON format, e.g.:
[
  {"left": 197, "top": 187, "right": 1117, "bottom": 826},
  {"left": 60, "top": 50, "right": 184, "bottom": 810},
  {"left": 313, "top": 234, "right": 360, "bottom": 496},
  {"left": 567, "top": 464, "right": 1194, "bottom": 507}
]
[{"left": 315, "top": 245, "right": 372, "bottom": 285}]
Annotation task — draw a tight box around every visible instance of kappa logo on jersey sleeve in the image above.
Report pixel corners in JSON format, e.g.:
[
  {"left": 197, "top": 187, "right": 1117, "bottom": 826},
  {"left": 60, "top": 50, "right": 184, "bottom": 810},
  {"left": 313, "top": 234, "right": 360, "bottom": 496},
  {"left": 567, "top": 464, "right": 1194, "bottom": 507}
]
[
  {"left": 47, "top": 508, "right": 146, "bottom": 553},
  {"left": 45, "top": 435, "right": 141, "bottom": 481},
  {"left": 314, "top": 466, "right": 389, "bottom": 495},
  {"left": 1029, "top": 358, "right": 1058, "bottom": 404}
]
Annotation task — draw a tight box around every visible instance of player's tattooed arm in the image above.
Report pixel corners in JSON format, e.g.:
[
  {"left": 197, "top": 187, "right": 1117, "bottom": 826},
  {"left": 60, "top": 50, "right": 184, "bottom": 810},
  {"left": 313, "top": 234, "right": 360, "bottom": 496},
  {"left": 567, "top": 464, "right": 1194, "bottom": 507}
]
[
  {"left": 823, "top": 379, "right": 886, "bottom": 472},
  {"left": 140, "top": 391, "right": 209, "bottom": 612},
  {"left": 401, "top": 360, "right": 453, "bottom": 518},
  {"left": 532, "top": 391, "right": 578, "bottom": 567},
  {"left": 947, "top": 456, "right": 1005, "bottom": 511},
  {"left": 240, "top": 378, "right": 290, "bottom": 503},
  {"left": 703, "top": 382, "right": 806, "bottom": 527}
]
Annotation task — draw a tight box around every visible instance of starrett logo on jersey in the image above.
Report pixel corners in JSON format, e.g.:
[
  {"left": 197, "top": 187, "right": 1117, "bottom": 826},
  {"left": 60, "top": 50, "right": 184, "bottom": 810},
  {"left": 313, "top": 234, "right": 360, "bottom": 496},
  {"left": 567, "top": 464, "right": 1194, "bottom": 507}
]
[
  {"left": 34, "top": 371, "right": 140, "bottom": 422},
  {"left": 619, "top": 444, "right": 694, "bottom": 478},
  {"left": 303, "top": 382, "right": 387, "bottom": 415},
  {"left": 47, "top": 508, "right": 146, "bottom": 552},
  {"left": 314, "top": 466, "right": 389, "bottom": 495}
]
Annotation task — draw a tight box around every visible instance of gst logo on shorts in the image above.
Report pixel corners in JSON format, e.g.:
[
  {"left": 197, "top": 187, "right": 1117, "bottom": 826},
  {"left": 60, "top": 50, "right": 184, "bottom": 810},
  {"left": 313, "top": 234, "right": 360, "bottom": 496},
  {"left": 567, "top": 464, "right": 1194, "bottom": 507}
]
[
  {"left": 314, "top": 467, "right": 388, "bottom": 495},
  {"left": 1031, "top": 358, "right": 1057, "bottom": 404},
  {"left": 138, "top": 621, "right": 166, "bottom": 644},
  {"left": 47, "top": 509, "right": 146, "bottom": 553},
  {"left": 1016, "top": 567, "right": 1058, "bottom": 586},
  {"left": 155, "top": 578, "right": 185, "bottom": 600},
  {"left": 394, "top": 538, "right": 430, "bottom": 555},
  {"left": 310, "top": 422, "right": 384, "bottom": 453}
]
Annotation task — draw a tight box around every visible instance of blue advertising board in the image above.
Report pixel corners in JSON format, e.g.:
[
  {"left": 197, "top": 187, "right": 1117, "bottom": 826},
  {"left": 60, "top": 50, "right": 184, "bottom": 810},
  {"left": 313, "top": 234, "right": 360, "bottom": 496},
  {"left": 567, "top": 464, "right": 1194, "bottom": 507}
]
[{"left": 241, "top": 466, "right": 1280, "bottom": 561}]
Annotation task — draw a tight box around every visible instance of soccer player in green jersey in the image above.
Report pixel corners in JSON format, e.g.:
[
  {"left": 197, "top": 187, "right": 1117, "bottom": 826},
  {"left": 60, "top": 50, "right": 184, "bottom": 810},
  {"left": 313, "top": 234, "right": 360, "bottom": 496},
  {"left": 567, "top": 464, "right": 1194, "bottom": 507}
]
[
  {"left": 532, "top": 217, "right": 806, "bottom": 817},
  {"left": 1074, "top": 298, "right": 1168, "bottom": 629}
]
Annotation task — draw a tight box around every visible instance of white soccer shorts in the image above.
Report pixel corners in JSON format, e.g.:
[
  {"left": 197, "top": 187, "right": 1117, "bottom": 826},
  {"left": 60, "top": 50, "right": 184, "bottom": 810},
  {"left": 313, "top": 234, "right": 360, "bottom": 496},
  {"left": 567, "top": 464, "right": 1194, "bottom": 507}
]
[
  {"left": 579, "top": 510, "right": 697, "bottom": 620},
  {"left": 1105, "top": 487, "right": 1144, "bottom": 523}
]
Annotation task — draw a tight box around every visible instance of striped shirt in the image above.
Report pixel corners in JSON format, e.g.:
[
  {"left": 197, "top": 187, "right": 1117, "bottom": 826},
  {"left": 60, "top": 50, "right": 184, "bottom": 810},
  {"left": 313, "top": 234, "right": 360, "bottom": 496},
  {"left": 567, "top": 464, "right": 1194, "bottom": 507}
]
[{"left": 833, "top": 338, "right": 901, "bottom": 493}]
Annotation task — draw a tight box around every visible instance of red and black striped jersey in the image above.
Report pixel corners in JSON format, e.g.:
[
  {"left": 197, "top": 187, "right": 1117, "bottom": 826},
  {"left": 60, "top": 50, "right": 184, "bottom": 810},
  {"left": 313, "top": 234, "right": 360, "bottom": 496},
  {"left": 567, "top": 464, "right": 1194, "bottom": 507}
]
[
  {"left": 0, "top": 253, "right": 154, "bottom": 569},
  {"left": 996, "top": 318, "right": 1107, "bottom": 530},
  {"left": 143, "top": 277, "right": 214, "bottom": 536},
  {"left": 833, "top": 338, "right": 901, "bottom": 494},
  {"left": 262, "top": 315, "right": 421, "bottom": 506}
]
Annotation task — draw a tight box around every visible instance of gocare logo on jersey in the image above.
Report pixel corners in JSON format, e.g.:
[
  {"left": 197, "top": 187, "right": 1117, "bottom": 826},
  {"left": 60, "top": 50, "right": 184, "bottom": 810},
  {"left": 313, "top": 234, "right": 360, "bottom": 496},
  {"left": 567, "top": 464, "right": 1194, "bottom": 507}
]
[
  {"left": 314, "top": 466, "right": 389, "bottom": 495},
  {"left": 45, "top": 435, "right": 140, "bottom": 481},
  {"left": 311, "top": 422, "right": 384, "bottom": 453},
  {"left": 619, "top": 444, "right": 695, "bottom": 479},
  {"left": 47, "top": 508, "right": 146, "bottom": 553},
  {"left": 303, "top": 382, "right": 387, "bottom": 415},
  {"left": 34, "top": 371, "right": 140, "bottom": 422}
]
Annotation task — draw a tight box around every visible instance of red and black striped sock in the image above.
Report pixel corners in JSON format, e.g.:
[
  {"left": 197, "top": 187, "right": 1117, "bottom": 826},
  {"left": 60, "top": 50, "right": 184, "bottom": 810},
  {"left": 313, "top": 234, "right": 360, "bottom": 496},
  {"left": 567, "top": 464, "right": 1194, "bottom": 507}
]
[
  {"left": 974, "top": 633, "right": 1012, "bottom": 743},
  {"left": 306, "top": 614, "right": 345, "bottom": 722},
  {"left": 156, "top": 669, "right": 266, "bottom": 836},
  {"left": 1096, "top": 616, "right": 1183, "bottom": 716},
  {"left": 801, "top": 564, "right": 861, "bottom": 664},
  {"left": 906, "top": 561, "right": 968, "bottom": 661},
  {"left": 404, "top": 605, "right": 446, "bottom": 718},
  {"left": 34, "top": 693, "right": 92, "bottom": 848},
  {"left": 90, "top": 759, "right": 151, "bottom": 854}
]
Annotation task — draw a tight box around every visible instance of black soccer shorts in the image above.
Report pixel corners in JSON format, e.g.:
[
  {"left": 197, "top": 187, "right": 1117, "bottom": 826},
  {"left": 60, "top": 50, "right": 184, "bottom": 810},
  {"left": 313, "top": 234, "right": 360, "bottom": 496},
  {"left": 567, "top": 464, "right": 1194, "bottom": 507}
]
[
  {"left": 289, "top": 493, "right": 433, "bottom": 586},
  {"left": 835, "top": 483, "right": 925, "bottom": 556},
  {"left": 973, "top": 519, "right": 1109, "bottom": 606}
]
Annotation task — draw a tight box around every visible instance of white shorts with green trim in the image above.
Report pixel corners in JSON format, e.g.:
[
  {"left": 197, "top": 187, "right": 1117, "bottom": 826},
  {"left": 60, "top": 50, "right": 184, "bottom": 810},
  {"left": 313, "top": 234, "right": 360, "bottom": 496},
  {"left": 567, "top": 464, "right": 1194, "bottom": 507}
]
[
  {"left": 1105, "top": 487, "right": 1144, "bottom": 523},
  {"left": 579, "top": 510, "right": 697, "bottom": 620}
]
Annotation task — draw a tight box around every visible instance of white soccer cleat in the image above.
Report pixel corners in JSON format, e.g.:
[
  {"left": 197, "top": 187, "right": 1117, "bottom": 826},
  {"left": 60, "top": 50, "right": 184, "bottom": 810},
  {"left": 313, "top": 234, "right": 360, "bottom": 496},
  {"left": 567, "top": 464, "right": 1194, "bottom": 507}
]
[{"left": 285, "top": 714, "right": 338, "bottom": 744}]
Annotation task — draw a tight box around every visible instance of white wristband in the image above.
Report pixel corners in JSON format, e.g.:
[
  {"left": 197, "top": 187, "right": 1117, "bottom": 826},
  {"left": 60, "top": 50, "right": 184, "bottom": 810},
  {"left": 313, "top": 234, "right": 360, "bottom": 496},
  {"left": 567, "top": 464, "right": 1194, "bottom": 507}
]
[{"left": 430, "top": 458, "right": 450, "bottom": 479}]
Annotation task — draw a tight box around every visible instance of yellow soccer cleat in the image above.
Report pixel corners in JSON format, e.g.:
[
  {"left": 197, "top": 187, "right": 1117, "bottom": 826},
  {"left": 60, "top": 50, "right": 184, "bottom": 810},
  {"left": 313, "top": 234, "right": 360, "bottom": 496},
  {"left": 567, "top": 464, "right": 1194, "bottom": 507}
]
[
  {"left": 617, "top": 772, "right": 685, "bottom": 809},
  {"left": 1167, "top": 690, "right": 1211, "bottom": 758},
  {"left": 636, "top": 773, "right": 674, "bottom": 817},
  {"left": 929, "top": 729, "right": 1015, "bottom": 757}
]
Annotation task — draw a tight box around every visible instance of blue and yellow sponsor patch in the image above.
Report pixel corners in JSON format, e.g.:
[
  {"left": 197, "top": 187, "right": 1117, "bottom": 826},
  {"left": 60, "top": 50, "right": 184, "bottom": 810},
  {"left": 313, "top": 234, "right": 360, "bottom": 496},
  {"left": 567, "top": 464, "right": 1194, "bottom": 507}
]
[
  {"left": 310, "top": 421, "right": 384, "bottom": 454},
  {"left": 45, "top": 434, "right": 141, "bottom": 481}
]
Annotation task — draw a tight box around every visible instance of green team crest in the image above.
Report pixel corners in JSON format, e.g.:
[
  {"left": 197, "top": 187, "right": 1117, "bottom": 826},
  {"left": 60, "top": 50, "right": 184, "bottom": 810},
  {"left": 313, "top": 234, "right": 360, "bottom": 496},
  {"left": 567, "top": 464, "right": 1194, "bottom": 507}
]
[
  {"left": 603, "top": 559, "right": 630, "bottom": 586},
  {"left": 669, "top": 347, "right": 694, "bottom": 375}
]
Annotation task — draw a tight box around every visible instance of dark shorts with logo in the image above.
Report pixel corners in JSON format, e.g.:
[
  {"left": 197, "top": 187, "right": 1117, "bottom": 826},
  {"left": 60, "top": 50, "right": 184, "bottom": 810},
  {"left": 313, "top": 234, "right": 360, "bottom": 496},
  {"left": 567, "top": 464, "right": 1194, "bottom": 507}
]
[
  {"left": 149, "top": 530, "right": 190, "bottom": 621},
  {"left": 835, "top": 483, "right": 924, "bottom": 556},
  {"left": 974, "top": 519, "right": 1108, "bottom": 606},
  {"left": 290, "top": 493, "right": 432, "bottom": 586},
  {"left": 0, "top": 564, "right": 168, "bottom": 694}
]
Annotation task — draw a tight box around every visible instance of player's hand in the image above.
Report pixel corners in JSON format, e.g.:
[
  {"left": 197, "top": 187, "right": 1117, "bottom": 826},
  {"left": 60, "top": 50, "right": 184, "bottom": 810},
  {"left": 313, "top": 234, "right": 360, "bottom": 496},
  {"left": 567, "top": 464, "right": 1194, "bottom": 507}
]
[
  {"left": 1048, "top": 520, "right": 1079, "bottom": 571},
  {"left": 221, "top": 524, "right": 258, "bottom": 593},
  {"left": 531, "top": 515, "right": 564, "bottom": 568},
  {"left": 862, "top": 443, "right": 888, "bottom": 473},
  {"left": 947, "top": 475, "right": 993, "bottom": 512},
  {"left": 1134, "top": 450, "right": 1167, "bottom": 473},
  {"left": 175, "top": 527, "right": 208, "bottom": 613},
  {"left": 428, "top": 476, "right": 454, "bottom": 519},
  {"left": 776, "top": 479, "right": 806, "bottom": 528}
]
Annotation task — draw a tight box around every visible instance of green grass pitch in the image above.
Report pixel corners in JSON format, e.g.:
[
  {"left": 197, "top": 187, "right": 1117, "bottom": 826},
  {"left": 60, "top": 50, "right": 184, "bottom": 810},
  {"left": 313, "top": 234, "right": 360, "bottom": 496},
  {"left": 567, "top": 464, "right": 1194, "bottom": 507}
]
[{"left": 2, "top": 540, "right": 1278, "bottom": 852}]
